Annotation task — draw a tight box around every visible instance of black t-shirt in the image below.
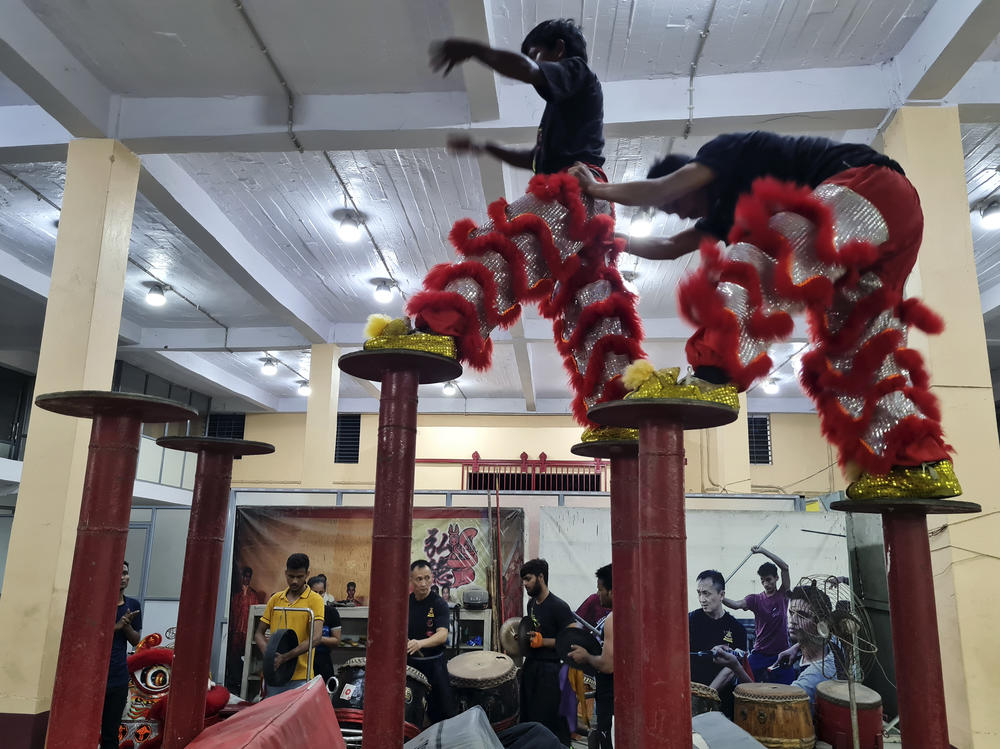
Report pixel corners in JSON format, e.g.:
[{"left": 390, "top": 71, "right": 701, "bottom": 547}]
[
  {"left": 532, "top": 57, "right": 605, "bottom": 174},
  {"left": 314, "top": 602, "right": 343, "bottom": 680},
  {"left": 692, "top": 131, "right": 905, "bottom": 240},
  {"left": 108, "top": 597, "right": 142, "bottom": 688},
  {"left": 688, "top": 609, "right": 748, "bottom": 686},
  {"left": 408, "top": 592, "right": 450, "bottom": 657},
  {"left": 526, "top": 592, "right": 575, "bottom": 661}
]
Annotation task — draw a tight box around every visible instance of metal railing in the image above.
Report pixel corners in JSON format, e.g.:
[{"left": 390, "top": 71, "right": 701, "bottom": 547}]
[{"left": 416, "top": 451, "right": 609, "bottom": 492}]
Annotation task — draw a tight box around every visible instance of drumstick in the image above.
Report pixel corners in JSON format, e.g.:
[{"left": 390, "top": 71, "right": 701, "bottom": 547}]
[
  {"left": 726, "top": 524, "right": 779, "bottom": 582},
  {"left": 572, "top": 612, "right": 603, "bottom": 637}
]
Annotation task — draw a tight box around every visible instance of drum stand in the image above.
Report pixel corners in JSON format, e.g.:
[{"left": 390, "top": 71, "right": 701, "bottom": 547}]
[
  {"left": 35, "top": 391, "right": 196, "bottom": 749},
  {"left": 586, "top": 398, "right": 738, "bottom": 748},
  {"left": 158, "top": 437, "right": 274, "bottom": 749},
  {"left": 338, "top": 349, "right": 462, "bottom": 748},
  {"left": 831, "top": 496, "right": 981, "bottom": 747}
]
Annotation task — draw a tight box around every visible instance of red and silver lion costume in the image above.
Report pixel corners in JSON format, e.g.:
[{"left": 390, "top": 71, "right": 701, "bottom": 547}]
[
  {"left": 407, "top": 170, "right": 645, "bottom": 425},
  {"left": 679, "top": 165, "right": 951, "bottom": 476}
]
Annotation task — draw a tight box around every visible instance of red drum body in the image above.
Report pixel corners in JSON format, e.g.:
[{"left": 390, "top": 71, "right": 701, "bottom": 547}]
[{"left": 815, "top": 680, "right": 883, "bottom": 749}]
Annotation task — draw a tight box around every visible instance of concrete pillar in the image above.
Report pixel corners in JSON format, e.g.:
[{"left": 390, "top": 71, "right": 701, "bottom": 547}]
[
  {"left": 301, "top": 342, "right": 341, "bottom": 487},
  {"left": 705, "top": 392, "right": 751, "bottom": 493},
  {"left": 0, "top": 139, "right": 140, "bottom": 746},
  {"left": 883, "top": 105, "right": 1000, "bottom": 749}
]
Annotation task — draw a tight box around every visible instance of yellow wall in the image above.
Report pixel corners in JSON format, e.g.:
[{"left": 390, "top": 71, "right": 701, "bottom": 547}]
[{"left": 232, "top": 409, "right": 841, "bottom": 497}]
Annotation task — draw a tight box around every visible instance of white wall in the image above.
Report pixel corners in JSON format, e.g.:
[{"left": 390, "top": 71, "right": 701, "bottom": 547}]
[{"left": 539, "top": 507, "right": 848, "bottom": 616}]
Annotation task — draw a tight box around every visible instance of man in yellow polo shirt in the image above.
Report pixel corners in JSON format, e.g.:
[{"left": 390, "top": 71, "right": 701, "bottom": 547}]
[{"left": 254, "top": 552, "right": 324, "bottom": 697}]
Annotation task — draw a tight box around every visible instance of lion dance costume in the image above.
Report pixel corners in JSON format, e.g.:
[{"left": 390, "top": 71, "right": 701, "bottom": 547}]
[
  {"left": 677, "top": 165, "right": 960, "bottom": 498},
  {"left": 367, "top": 170, "right": 645, "bottom": 429}
]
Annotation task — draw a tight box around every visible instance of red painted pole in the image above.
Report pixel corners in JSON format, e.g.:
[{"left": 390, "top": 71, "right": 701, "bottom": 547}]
[
  {"left": 882, "top": 512, "right": 950, "bottom": 747},
  {"left": 45, "top": 413, "right": 144, "bottom": 749},
  {"left": 609, "top": 453, "right": 639, "bottom": 749},
  {"left": 637, "top": 421, "right": 690, "bottom": 746},
  {"left": 161, "top": 450, "right": 234, "bottom": 749},
  {"left": 362, "top": 369, "right": 419, "bottom": 748}
]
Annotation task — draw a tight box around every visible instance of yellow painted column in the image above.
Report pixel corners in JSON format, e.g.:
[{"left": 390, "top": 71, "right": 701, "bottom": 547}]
[
  {"left": 883, "top": 106, "right": 1000, "bottom": 749},
  {"left": 0, "top": 139, "right": 140, "bottom": 745},
  {"left": 300, "top": 343, "right": 342, "bottom": 487},
  {"left": 703, "top": 392, "right": 752, "bottom": 493}
]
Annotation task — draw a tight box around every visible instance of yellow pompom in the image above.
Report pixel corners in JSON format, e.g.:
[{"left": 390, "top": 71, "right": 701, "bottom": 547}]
[
  {"left": 623, "top": 359, "right": 655, "bottom": 391},
  {"left": 383, "top": 318, "right": 411, "bottom": 336},
  {"left": 364, "top": 314, "right": 393, "bottom": 339}
]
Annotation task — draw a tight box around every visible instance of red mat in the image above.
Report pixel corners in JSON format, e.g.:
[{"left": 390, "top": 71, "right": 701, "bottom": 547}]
[{"left": 186, "top": 678, "right": 345, "bottom": 749}]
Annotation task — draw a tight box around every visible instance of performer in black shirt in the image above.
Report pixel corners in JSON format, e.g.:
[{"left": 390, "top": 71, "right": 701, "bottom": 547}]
[
  {"left": 406, "top": 560, "right": 458, "bottom": 724},
  {"left": 572, "top": 130, "right": 960, "bottom": 501},
  {"left": 520, "top": 558, "right": 575, "bottom": 746},
  {"left": 567, "top": 564, "right": 614, "bottom": 749},
  {"left": 688, "top": 570, "right": 748, "bottom": 718},
  {"left": 308, "top": 577, "right": 342, "bottom": 684},
  {"left": 365, "top": 19, "right": 645, "bottom": 443}
]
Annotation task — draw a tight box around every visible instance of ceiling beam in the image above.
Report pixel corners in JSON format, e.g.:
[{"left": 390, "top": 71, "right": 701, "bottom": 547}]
[
  {"left": 0, "top": 248, "right": 49, "bottom": 299},
  {"left": 509, "top": 319, "right": 536, "bottom": 412},
  {"left": 122, "top": 325, "right": 311, "bottom": 352},
  {"left": 139, "top": 155, "right": 333, "bottom": 344},
  {"left": 448, "top": 0, "right": 499, "bottom": 122},
  {"left": 892, "top": 0, "right": 1000, "bottom": 102}
]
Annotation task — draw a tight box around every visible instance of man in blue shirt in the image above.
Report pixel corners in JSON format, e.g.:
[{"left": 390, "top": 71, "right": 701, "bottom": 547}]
[{"left": 102, "top": 561, "right": 142, "bottom": 749}]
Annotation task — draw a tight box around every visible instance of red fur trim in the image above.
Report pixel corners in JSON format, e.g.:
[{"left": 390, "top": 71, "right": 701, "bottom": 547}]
[
  {"left": 558, "top": 292, "right": 643, "bottom": 353},
  {"left": 894, "top": 348, "right": 930, "bottom": 390},
  {"left": 898, "top": 298, "right": 945, "bottom": 334},
  {"left": 565, "top": 336, "right": 646, "bottom": 425},
  {"left": 837, "top": 239, "right": 880, "bottom": 268},
  {"left": 812, "top": 329, "right": 904, "bottom": 395},
  {"left": 205, "top": 685, "right": 230, "bottom": 716},
  {"left": 407, "top": 288, "right": 492, "bottom": 370},
  {"left": 747, "top": 308, "right": 794, "bottom": 340}
]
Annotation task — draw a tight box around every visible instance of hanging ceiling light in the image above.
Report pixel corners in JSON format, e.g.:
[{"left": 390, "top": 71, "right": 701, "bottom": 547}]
[
  {"left": 761, "top": 378, "right": 780, "bottom": 395},
  {"left": 146, "top": 283, "right": 167, "bottom": 307},
  {"left": 621, "top": 270, "right": 639, "bottom": 296},
  {"left": 261, "top": 357, "right": 278, "bottom": 376},
  {"left": 297, "top": 380, "right": 312, "bottom": 396},
  {"left": 629, "top": 208, "right": 653, "bottom": 238},
  {"left": 338, "top": 215, "right": 363, "bottom": 242},
  {"left": 981, "top": 201, "right": 1000, "bottom": 231},
  {"left": 442, "top": 381, "right": 458, "bottom": 396},
  {"left": 374, "top": 281, "right": 393, "bottom": 304}
]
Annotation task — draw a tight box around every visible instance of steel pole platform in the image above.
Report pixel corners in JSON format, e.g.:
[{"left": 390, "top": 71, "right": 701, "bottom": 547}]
[
  {"left": 572, "top": 439, "right": 639, "bottom": 748},
  {"left": 831, "top": 496, "right": 980, "bottom": 748},
  {"left": 36, "top": 391, "right": 196, "bottom": 749},
  {"left": 157, "top": 437, "right": 274, "bottom": 749},
  {"left": 588, "top": 398, "right": 738, "bottom": 749},
  {"left": 339, "top": 349, "right": 461, "bottom": 748}
]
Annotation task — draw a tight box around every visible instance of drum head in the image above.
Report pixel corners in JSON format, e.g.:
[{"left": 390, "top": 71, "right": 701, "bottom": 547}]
[
  {"left": 734, "top": 682, "right": 809, "bottom": 702},
  {"left": 448, "top": 651, "right": 515, "bottom": 687},
  {"left": 555, "top": 627, "right": 602, "bottom": 677},
  {"left": 262, "top": 628, "right": 298, "bottom": 686},
  {"left": 499, "top": 617, "right": 522, "bottom": 656},
  {"left": 816, "top": 679, "right": 882, "bottom": 709},
  {"left": 516, "top": 616, "right": 534, "bottom": 658}
]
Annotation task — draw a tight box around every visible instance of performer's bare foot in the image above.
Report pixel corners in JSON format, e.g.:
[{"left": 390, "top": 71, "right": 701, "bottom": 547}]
[
  {"left": 362, "top": 314, "right": 457, "bottom": 359},
  {"left": 845, "top": 460, "right": 962, "bottom": 500},
  {"left": 620, "top": 361, "right": 740, "bottom": 411}
]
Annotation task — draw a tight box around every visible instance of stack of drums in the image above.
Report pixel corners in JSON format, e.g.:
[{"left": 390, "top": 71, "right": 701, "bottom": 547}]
[
  {"left": 733, "top": 683, "right": 816, "bottom": 748},
  {"left": 691, "top": 682, "right": 722, "bottom": 716},
  {"left": 331, "top": 657, "right": 431, "bottom": 744},
  {"left": 447, "top": 651, "right": 520, "bottom": 732},
  {"left": 815, "top": 680, "right": 883, "bottom": 749}
]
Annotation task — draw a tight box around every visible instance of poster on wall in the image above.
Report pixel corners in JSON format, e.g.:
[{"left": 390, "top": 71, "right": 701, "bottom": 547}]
[{"left": 226, "top": 506, "right": 524, "bottom": 686}]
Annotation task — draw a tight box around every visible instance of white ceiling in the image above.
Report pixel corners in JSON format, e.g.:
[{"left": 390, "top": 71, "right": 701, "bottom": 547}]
[{"left": 1, "top": 0, "right": 999, "bottom": 417}]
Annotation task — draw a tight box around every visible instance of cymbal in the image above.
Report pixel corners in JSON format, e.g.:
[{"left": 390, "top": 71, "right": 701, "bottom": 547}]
[
  {"left": 262, "top": 628, "right": 298, "bottom": 686},
  {"left": 555, "top": 627, "right": 602, "bottom": 677},
  {"left": 517, "top": 616, "right": 534, "bottom": 658},
  {"left": 499, "top": 616, "right": 522, "bottom": 655}
]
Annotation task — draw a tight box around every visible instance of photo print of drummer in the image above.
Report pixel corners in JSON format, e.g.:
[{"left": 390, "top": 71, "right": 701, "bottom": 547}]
[
  {"left": 566, "top": 564, "right": 613, "bottom": 749},
  {"left": 521, "top": 558, "right": 576, "bottom": 746},
  {"left": 406, "top": 559, "right": 459, "bottom": 723}
]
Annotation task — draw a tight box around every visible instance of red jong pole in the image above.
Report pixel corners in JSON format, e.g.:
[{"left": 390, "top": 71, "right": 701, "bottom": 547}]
[
  {"left": 588, "top": 399, "right": 737, "bottom": 748},
  {"left": 831, "top": 496, "right": 980, "bottom": 748},
  {"left": 36, "top": 392, "right": 196, "bottom": 749},
  {"left": 339, "top": 349, "right": 461, "bottom": 748},
  {"left": 572, "top": 439, "right": 639, "bottom": 747},
  {"left": 157, "top": 437, "right": 273, "bottom": 749}
]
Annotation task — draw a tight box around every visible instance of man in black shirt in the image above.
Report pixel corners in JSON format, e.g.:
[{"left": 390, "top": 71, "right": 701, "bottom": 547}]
[
  {"left": 102, "top": 561, "right": 142, "bottom": 749},
  {"left": 406, "top": 560, "right": 458, "bottom": 724},
  {"left": 572, "top": 131, "right": 960, "bottom": 501},
  {"left": 367, "top": 20, "right": 645, "bottom": 438},
  {"left": 520, "top": 558, "right": 575, "bottom": 746},
  {"left": 567, "top": 564, "right": 613, "bottom": 749},
  {"left": 308, "top": 576, "right": 341, "bottom": 684},
  {"left": 689, "top": 570, "right": 747, "bottom": 719}
]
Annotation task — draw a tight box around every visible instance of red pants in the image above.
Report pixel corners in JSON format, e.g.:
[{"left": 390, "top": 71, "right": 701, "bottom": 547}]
[
  {"left": 679, "top": 165, "right": 950, "bottom": 474},
  {"left": 408, "top": 171, "right": 645, "bottom": 425}
]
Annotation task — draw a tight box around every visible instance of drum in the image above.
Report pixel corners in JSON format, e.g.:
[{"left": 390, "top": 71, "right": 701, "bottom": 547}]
[
  {"left": 733, "top": 682, "right": 816, "bottom": 749},
  {"left": 691, "top": 682, "right": 721, "bottom": 717},
  {"left": 815, "top": 680, "right": 883, "bottom": 749},
  {"left": 447, "top": 651, "right": 519, "bottom": 732},
  {"left": 331, "top": 657, "right": 431, "bottom": 741}
]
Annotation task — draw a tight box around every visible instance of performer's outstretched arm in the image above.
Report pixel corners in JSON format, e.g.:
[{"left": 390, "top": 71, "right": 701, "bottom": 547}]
[
  {"left": 431, "top": 39, "right": 543, "bottom": 86},
  {"left": 625, "top": 228, "right": 707, "bottom": 261},
  {"left": 447, "top": 134, "right": 535, "bottom": 170},
  {"left": 570, "top": 161, "right": 715, "bottom": 208}
]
